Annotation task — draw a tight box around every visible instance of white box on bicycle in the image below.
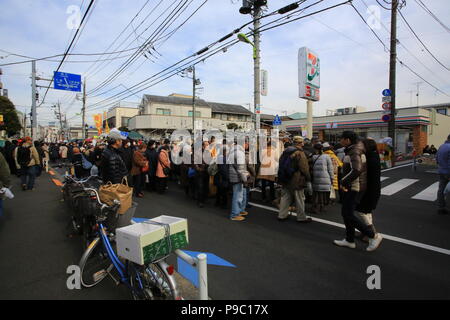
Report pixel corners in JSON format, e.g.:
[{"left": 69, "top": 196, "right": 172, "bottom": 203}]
[{"left": 116, "top": 215, "right": 189, "bottom": 265}]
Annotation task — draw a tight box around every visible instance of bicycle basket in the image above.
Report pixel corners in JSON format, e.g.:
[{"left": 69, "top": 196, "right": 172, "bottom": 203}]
[{"left": 104, "top": 202, "right": 138, "bottom": 232}]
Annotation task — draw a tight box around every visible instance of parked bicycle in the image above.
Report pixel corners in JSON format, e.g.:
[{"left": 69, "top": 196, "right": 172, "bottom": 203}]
[{"left": 78, "top": 188, "right": 180, "bottom": 300}]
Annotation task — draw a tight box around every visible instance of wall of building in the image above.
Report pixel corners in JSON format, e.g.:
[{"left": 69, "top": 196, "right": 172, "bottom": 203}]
[
  {"left": 107, "top": 107, "right": 139, "bottom": 128},
  {"left": 428, "top": 111, "right": 450, "bottom": 148},
  {"left": 129, "top": 114, "right": 253, "bottom": 133}
]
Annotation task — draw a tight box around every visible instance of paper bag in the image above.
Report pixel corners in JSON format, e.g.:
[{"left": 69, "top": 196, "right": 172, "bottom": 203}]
[{"left": 99, "top": 178, "right": 133, "bottom": 214}]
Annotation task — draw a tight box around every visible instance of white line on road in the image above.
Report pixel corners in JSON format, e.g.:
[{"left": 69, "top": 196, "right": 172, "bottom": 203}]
[
  {"left": 411, "top": 182, "right": 439, "bottom": 201},
  {"left": 249, "top": 202, "right": 450, "bottom": 256},
  {"left": 381, "top": 178, "right": 419, "bottom": 196},
  {"left": 380, "top": 177, "right": 389, "bottom": 182},
  {"left": 381, "top": 163, "right": 413, "bottom": 172}
]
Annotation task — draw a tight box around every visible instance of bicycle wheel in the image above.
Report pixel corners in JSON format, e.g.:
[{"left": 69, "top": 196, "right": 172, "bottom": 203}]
[
  {"left": 139, "top": 261, "right": 179, "bottom": 300},
  {"left": 79, "top": 237, "right": 113, "bottom": 288}
]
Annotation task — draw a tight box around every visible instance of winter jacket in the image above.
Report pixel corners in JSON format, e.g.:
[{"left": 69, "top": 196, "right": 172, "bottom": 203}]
[
  {"left": 341, "top": 141, "right": 367, "bottom": 192},
  {"left": 311, "top": 153, "right": 334, "bottom": 192},
  {"left": 257, "top": 146, "right": 279, "bottom": 182},
  {"left": 436, "top": 141, "right": 450, "bottom": 175},
  {"left": 0, "top": 153, "right": 11, "bottom": 189},
  {"left": 120, "top": 146, "right": 134, "bottom": 172},
  {"left": 71, "top": 153, "right": 89, "bottom": 179},
  {"left": 131, "top": 150, "right": 148, "bottom": 176},
  {"left": 227, "top": 145, "right": 249, "bottom": 184},
  {"left": 14, "top": 142, "right": 41, "bottom": 169},
  {"left": 280, "top": 146, "right": 311, "bottom": 191},
  {"left": 145, "top": 148, "right": 158, "bottom": 177},
  {"left": 100, "top": 146, "right": 128, "bottom": 184},
  {"left": 324, "top": 150, "right": 343, "bottom": 190},
  {"left": 156, "top": 148, "right": 171, "bottom": 178},
  {"left": 356, "top": 150, "right": 381, "bottom": 213}
]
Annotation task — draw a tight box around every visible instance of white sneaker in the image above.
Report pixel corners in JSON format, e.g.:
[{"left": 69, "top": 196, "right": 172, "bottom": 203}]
[
  {"left": 366, "top": 233, "right": 383, "bottom": 252},
  {"left": 333, "top": 239, "right": 356, "bottom": 249}
]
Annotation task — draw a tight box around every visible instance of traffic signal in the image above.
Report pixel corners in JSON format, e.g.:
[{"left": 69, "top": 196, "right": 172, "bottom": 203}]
[
  {"left": 239, "top": 0, "right": 267, "bottom": 14},
  {"left": 239, "top": 0, "right": 253, "bottom": 14}
]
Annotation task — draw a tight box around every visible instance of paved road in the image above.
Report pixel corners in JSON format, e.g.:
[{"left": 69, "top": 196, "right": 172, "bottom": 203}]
[{"left": 1, "top": 164, "right": 449, "bottom": 299}]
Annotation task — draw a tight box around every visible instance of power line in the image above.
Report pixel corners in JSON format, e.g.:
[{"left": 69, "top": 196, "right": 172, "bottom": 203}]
[
  {"left": 38, "top": 0, "right": 96, "bottom": 107},
  {"left": 86, "top": 0, "right": 192, "bottom": 96},
  {"left": 414, "top": 0, "right": 450, "bottom": 34},
  {"left": 351, "top": 3, "right": 450, "bottom": 97},
  {"left": 85, "top": 0, "right": 349, "bottom": 111},
  {"left": 397, "top": 8, "right": 450, "bottom": 72}
]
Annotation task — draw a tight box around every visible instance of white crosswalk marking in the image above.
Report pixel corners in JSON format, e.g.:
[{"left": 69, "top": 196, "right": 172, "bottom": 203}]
[
  {"left": 380, "top": 177, "right": 389, "bottom": 182},
  {"left": 411, "top": 182, "right": 439, "bottom": 201},
  {"left": 381, "top": 179, "right": 419, "bottom": 196}
]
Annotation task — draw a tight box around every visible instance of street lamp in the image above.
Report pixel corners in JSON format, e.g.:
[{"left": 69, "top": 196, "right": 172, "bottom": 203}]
[{"left": 237, "top": 33, "right": 256, "bottom": 59}]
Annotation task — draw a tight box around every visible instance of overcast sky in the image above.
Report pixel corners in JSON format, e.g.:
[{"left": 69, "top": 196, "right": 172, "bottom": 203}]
[{"left": 1, "top": 0, "right": 450, "bottom": 126}]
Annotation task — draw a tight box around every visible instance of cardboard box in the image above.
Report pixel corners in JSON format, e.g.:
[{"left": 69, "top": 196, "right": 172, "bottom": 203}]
[{"left": 116, "top": 215, "right": 188, "bottom": 265}]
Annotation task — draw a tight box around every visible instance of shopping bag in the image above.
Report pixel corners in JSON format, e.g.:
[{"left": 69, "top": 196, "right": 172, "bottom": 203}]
[
  {"left": 99, "top": 178, "right": 133, "bottom": 214},
  {"left": 330, "top": 188, "right": 336, "bottom": 200}
]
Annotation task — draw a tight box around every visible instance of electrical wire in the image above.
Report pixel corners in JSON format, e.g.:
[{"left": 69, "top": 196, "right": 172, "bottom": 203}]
[
  {"left": 85, "top": 0, "right": 349, "bottom": 111},
  {"left": 397, "top": 8, "right": 450, "bottom": 72},
  {"left": 38, "top": 0, "right": 96, "bottom": 107},
  {"left": 85, "top": 0, "right": 315, "bottom": 108},
  {"left": 351, "top": 3, "right": 450, "bottom": 97},
  {"left": 86, "top": 0, "right": 192, "bottom": 96},
  {"left": 414, "top": 0, "right": 450, "bottom": 34}
]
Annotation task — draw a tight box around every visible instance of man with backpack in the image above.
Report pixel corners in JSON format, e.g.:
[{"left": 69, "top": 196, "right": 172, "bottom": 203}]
[
  {"left": 277, "top": 136, "right": 312, "bottom": 223},
  {"left": 14, "top": 137, "right": 41, "bottom": 191}
]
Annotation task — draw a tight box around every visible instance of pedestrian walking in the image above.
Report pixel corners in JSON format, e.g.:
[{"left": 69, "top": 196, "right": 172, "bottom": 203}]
[
  {"left": 356, "top": 138, "right": 381, "bottom": 239},
  {"left": 228, "top": 141, "right": 249, "bottom": 221},
  {"left": 334, "top": 131, "right": 382, "bottom": 252},
  {"left": 14, "top": 137, "right": 41, "bottom": 191},
  {"left": 436, "top": 134, "right": 450, "bottom": 215},
  {"left": 277, "top": 136, "right": 312, "bottom": 223},
  {"left": 310, "top": 143, "right": 334, "bottom": 214}
]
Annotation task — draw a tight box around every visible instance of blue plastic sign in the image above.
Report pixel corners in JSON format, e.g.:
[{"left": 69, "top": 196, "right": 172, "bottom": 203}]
[
  {"left": 382, "top": 89, "right": 391, "bottom": 97},
  {"left": 272, "top": 114, "right": 282, "bottom": 126},
  {"left": 53, "top": 71, "right": 81, "bottom": 92},
  {"left": 382, "top": 114, "right": 391, "bottom": 122}
]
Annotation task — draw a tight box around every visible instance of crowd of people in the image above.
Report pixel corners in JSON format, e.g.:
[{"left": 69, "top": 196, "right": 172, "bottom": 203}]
[{"left": 0, "top": 128, "right": 386, "bottom": 251}]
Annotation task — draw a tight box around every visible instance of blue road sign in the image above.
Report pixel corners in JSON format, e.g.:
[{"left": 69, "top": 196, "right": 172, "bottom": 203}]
[
  {"left": 382, "top": 114, "right": 391, "bottom": 122},
  {"left": 272, "top": 114, "right": 282, "bottom": 126},
  {"left": 382, "top": 89, "right": 391, "bottom": 97},
  {"left": 53, "top": 71, "right": 81, "bottom": 92}
]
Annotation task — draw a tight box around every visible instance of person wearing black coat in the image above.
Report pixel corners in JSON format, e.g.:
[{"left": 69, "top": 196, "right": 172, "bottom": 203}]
[
  {"left": 100, "top": 134, "right": 128, "bottom": 185},
  {"left": 144, "top": 140, "right": 158, "bottom": 192},
  {"left": 214, "top": 151, "right": 230, "bottom": 209},
  {"left": 356, "top": 138, "right": 381, "bottom": 236}
]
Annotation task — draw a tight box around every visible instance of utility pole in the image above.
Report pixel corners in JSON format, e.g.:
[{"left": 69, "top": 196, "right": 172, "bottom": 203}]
[
  {"left": 57, "top": 101, "right": 64, "bottom": 141},
  {"left": 253, "top": 4, "right": 262, "bottom": 134},
  {"left": 82, "top": 78, "right": 86, "bottom": 139},
  {"left": 31, "top": 60, "right": 37, "bottom": 141},
  {"left": 192, "top": 66, "right": 196, "bottom": 131},
  {"left": 388, "top": 0, "right": 398, "bottom": 167}
]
